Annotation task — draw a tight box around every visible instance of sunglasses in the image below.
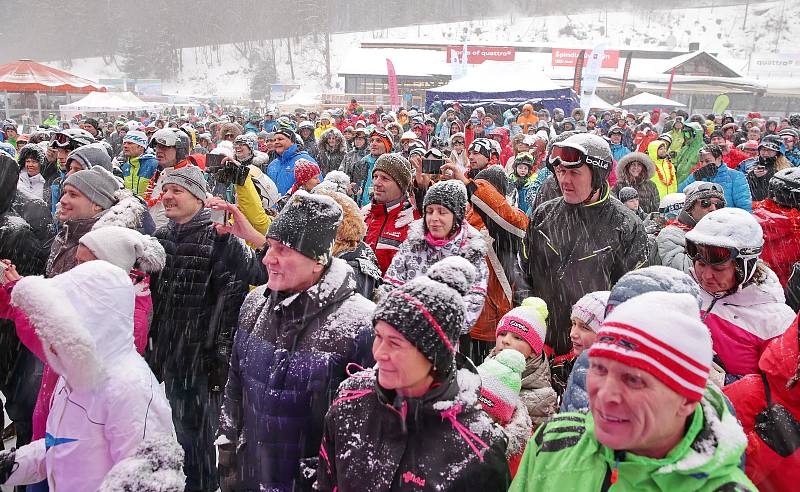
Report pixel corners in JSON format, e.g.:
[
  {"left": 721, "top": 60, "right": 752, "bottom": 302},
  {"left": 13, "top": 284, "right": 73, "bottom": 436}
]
[
  {"left": 699, "top": 199, "right": 724, "bottom": 209},
  {"left": 224, "top": 133, "right": 236, "bottom": 139},
  {"left": 452, "top": 140, "right": 465, "bottom": 145}
]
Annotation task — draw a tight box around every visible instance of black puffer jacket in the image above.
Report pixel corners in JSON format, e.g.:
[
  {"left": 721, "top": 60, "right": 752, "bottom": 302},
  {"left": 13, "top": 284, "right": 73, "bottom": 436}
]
[
  {"left": 0, "top": 154, "right": 46, "bottom": 396},
  {"left": 148, "top": 208, "right": 266, "bottom": 382},
  {"left": 522, "top": 191, "right": 648, "bottom": 355},
  {"left": 316, "top": 357, "right": 511, "bottom": 492},
  {"left": 217, "top": 258, "right": 374, "bottom": 491}
]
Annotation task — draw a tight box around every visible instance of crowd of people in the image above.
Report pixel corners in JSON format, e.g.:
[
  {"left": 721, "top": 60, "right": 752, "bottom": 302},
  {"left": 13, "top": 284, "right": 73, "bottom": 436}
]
[{"left": 0, "top": 97, "right": 799, "bottom": 491}]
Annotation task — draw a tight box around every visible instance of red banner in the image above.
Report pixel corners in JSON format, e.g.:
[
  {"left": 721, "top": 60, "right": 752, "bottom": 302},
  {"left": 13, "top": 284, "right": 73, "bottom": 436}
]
[
  {"left": 386, "top": 58, "right": 399, "bottom": 111},
  {"left": 665, "top": 68, "right": 676, "bottom": 99},
  {"left": 552, "top": 48, "right": 620, "bottom": 69},
  {"left": 620, "top": 52, "right": 633, "bottom": 101},
  {"left": 573, "top": 50, "right": 585, "bottom": 95},
  {"left": 446, "top": 46, "right": 516, "bottom": 64}
]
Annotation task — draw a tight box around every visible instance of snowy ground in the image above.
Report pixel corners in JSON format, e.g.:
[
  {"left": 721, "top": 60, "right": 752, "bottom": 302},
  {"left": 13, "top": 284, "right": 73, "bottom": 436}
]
[{"left": 50, "top": 2, "right": 798, "bottom": 101}]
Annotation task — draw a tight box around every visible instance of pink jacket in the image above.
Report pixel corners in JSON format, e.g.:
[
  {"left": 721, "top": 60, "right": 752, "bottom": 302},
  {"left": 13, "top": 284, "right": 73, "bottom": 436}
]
[
  {"left": 699, "top": 265, "right": 795, "bottom": 377},
  {"left": 0, "top": 270, "right": 151, "bottom": 441}
]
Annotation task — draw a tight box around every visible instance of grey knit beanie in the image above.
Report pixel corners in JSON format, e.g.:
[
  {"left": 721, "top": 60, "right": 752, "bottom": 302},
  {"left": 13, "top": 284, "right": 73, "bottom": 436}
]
[
  {"left": 160, "top": 165, "right": 208, "bottom": 201},
  {"left": 63, "top": 166, "right": 120, "bottom": 209},
  {"left": 66, "top": 143, "right": 113, "bottom": 172}
]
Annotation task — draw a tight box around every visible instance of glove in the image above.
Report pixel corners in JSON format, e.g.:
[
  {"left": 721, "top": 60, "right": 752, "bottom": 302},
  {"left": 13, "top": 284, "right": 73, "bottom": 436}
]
[
  {"left": 0, "top": 449, "right": 16, "bottom": 484},
  {"left": 208, "top": 349, "right": 231, "bottom": 392},
  {"left": 217, "top": 443, "right": 238, "bottom": 492},
  {"left": 693, "top": 164, "right": 716, "bottom": 181}
]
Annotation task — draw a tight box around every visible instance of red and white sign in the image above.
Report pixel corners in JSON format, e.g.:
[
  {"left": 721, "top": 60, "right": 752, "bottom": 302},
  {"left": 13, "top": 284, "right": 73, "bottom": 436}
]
[
  {"left": 446, "top": 46, "right": 516, "bottom": 64},
  {"left": 552, "top": 48, "right": 620, "bottom": 69}
]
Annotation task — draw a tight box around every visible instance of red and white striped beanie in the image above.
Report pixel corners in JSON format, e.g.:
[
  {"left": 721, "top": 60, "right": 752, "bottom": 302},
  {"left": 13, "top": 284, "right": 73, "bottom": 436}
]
[{"left": 588, "top": 291, "right": 711, "bottom": 402}]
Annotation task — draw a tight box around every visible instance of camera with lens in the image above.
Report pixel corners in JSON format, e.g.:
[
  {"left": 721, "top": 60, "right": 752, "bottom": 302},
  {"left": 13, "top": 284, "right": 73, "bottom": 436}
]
[{"left": 215, "top": 160, "right": 250, "bottom": 186}]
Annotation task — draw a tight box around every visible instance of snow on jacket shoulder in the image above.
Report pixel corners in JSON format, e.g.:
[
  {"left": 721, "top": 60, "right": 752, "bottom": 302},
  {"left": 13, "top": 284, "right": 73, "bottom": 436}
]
[
  {"left": 316, "top": 362, "right": 511, "bottom": 492},
  {"left": 656, "top": 220, "right": 693, "bottom": 274},
  {"left": 6, "top": 261, "right": 175, "bottom": 491},
  {"left": 510, "top": 384, "right": 754, "bottom": 491},
  {"left": 699, "top": 263, "right": 796, "bottom": 377},
  {"left": 384, "top": 219, "right": 489, "bottom": 334},
  {"left": 217, "top": 258, "right": 374, "bottom": 490},
  {"left": 724, "top": 315, "right": 800, "bottom": 492}
]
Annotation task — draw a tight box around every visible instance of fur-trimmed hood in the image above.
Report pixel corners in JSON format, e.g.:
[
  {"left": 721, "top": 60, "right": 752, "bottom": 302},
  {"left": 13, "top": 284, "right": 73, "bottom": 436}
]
[
  {"left": 11, "top": 260, "right": 136, "bottom": 392},
  {"left": 317, "top": 127, "right": 347, "bottom": 153},
  {"left": 93, "top": 189, "right": 148, "bottom": 230},
  {"left": 617, "top": 151, "right": 656, "bottom": 182},
  {"left": 16, "top": 142, "right": 45, "bottom": 170}
]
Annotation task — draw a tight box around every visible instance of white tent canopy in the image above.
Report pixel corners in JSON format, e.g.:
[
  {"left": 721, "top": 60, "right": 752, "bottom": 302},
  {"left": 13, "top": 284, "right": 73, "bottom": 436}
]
[
  {"left": 428, "top": 62, "right": 565, "bottom": 94},
  {"left": 618, "top": 91, "right": 686, "bottom": 108},
  {"left": 277, "top": 89, "right": 321, "bottom": 113},
  {"left": 59, "top": 91, "right": 158, "bottom": 113},
  {"left": 588, "top": 93, "right": 615, "bottom": 110}
]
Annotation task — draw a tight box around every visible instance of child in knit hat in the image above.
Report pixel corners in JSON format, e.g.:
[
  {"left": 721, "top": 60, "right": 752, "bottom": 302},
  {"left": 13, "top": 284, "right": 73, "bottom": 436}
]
[
  {"left": 477, "top": 349, "right": 532, "bottom": 478},
  {"left": 489, "top": 297, "right": 558, "bottom": 428}
]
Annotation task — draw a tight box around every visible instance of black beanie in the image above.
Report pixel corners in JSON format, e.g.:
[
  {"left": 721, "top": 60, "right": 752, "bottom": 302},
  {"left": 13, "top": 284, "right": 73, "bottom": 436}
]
[
  {"left": 475, "top": 165, "right": 510, "bottom": 196},
  {"left": 267, "top": 190, "right": 343, "bottom": 265},
  {"left": 373, "top": 256, "right": 476, "bottom": 376},
  {"left": 422, "top": 180, "right": 468, "bottom": 229}
]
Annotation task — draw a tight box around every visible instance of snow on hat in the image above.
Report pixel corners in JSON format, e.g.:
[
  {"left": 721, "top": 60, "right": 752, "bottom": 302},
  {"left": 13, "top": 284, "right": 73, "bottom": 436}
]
[
  {"left": 659, "top": 192, "right": 686, "bottom": 219},
  {"left": 682, "top": 181, "right": 726, "bottom": 212},
  {"left": 478, "top": 349, "right": 525, "bottom": 424},
  {"left": 423, "top": 180, "right": 468, "bottom": 228},
  {"left": 160, "top": 165, "right": 208, "bottom": 202},
  {"left": 293, "top": 159, "right": 321, "bottom": 188},
  {"left": 618, "top": 186, "right": 639, "bottom": 203},
  {"left": 63, "top": 166, "right": 121, "bottom": 210},
  {"left": 267, "top": 190, "right": 343, "bottom": 265},
  {"left": 373, "top": 153, "right": 412, "bottom": 192},
  {"left": 123, "top": 130, "right": 149, "bottom": 149},
  {"left": 571, "top": 291, "right": 610, "bottom": 333},
  {"left": 496, "top": 297, "right": 549, "bottom": 355},
  {"left": 234, "top": 133, "right": 259, "bottom": 155},
  {"left": 79, "top": 226, "right": 166, "bottom": 273},
  {"left": 374, "top": 256, "right": 476, "bottom": 376},
  {"left": 312, "top": 170, "right": 350, "bottom": 195},
  {"left": 589, "top": 292, "right": 712, "bottom": 402},
  {"left": 607, "top": 265, "right": 702, "bottom": 313}
]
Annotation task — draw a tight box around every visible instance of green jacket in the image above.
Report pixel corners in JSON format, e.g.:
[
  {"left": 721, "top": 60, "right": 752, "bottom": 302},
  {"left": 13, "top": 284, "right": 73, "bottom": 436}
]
[{"left": 510, "top": 384, "right": 754, "bottom": 492}]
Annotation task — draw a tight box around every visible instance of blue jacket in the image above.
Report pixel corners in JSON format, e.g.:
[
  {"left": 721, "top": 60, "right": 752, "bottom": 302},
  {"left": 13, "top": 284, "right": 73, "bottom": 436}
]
[
  {"left": 217, "top": 259, "right": 374, "bottom": 490},
  {"left": 266, "top": 144, "right": 316, "bottom": 195},
  {"left": 244, "top": 122, "right": 260, "bottom": 134},
  {"left": 121, "top": 151, "right": 159, "bottom": 197},
  {"left": 610, "top": 143, "right": 630, "bottom": 163},
  {"left": 679, "top": 163, "right": 752, "bottom": 212},
  {"left": 262, "top": 120, "right": 277, "bottom": 132}
]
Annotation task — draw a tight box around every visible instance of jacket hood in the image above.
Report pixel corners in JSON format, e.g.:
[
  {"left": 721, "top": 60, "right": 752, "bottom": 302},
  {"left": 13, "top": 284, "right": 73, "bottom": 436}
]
[
  {"left": 759, "top": 313, "right": 800, "bottom": 405},
  {"left": 16, "top": 143, "right": 45, "bottom": 169},
  {"left": 317, "top": 127, "right": 347, "bottom": 153},
  {"left": 11, "top": 260, "right": 137, "bottom": 391},
  {"left": 617, "top": 152, "right": 656, "bottom": 181},
  {"left": 0, "top": 153, "right": 17, "bottom": 214},
  {"left": 646, "top": 139, "right": 668, "bottom": 164}
]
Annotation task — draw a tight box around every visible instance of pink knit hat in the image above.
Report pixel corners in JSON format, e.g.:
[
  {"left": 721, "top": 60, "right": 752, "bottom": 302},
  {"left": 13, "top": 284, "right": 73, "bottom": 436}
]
[{"left": 495, "top": 297, "right": 548, "bottom": 355}]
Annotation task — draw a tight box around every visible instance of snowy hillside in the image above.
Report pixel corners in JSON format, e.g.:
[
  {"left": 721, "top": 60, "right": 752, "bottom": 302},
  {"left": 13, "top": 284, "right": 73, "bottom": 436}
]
[{"left": 52, "top": 1, "right": 799, "bottom": 100}]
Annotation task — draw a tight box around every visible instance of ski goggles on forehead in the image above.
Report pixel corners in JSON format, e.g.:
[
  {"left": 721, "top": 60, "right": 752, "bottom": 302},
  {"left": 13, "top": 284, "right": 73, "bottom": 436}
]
[
  {"left": 50, "top": 132, "right": 71, "bottom": 146},
  {"left": 685, "top": 239, "right": 761, "bottom": 266},
  {"left": 548, "top": 143, "right": 610, "bottom": 170}
]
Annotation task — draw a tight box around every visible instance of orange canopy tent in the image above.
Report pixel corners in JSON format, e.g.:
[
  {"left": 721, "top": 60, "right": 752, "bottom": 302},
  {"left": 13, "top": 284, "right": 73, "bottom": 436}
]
[{"left": 0, "top": 59, "right": 106, "bottom": 93}]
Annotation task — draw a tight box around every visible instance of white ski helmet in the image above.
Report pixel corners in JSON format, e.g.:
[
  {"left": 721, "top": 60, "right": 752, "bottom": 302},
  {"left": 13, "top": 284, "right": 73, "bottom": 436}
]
[
  {"left": 685, "top": 208, "right": 764, "bottom": 287},
  {"left": 658, "top": 192, "right": 686, "bottom": 219}
]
